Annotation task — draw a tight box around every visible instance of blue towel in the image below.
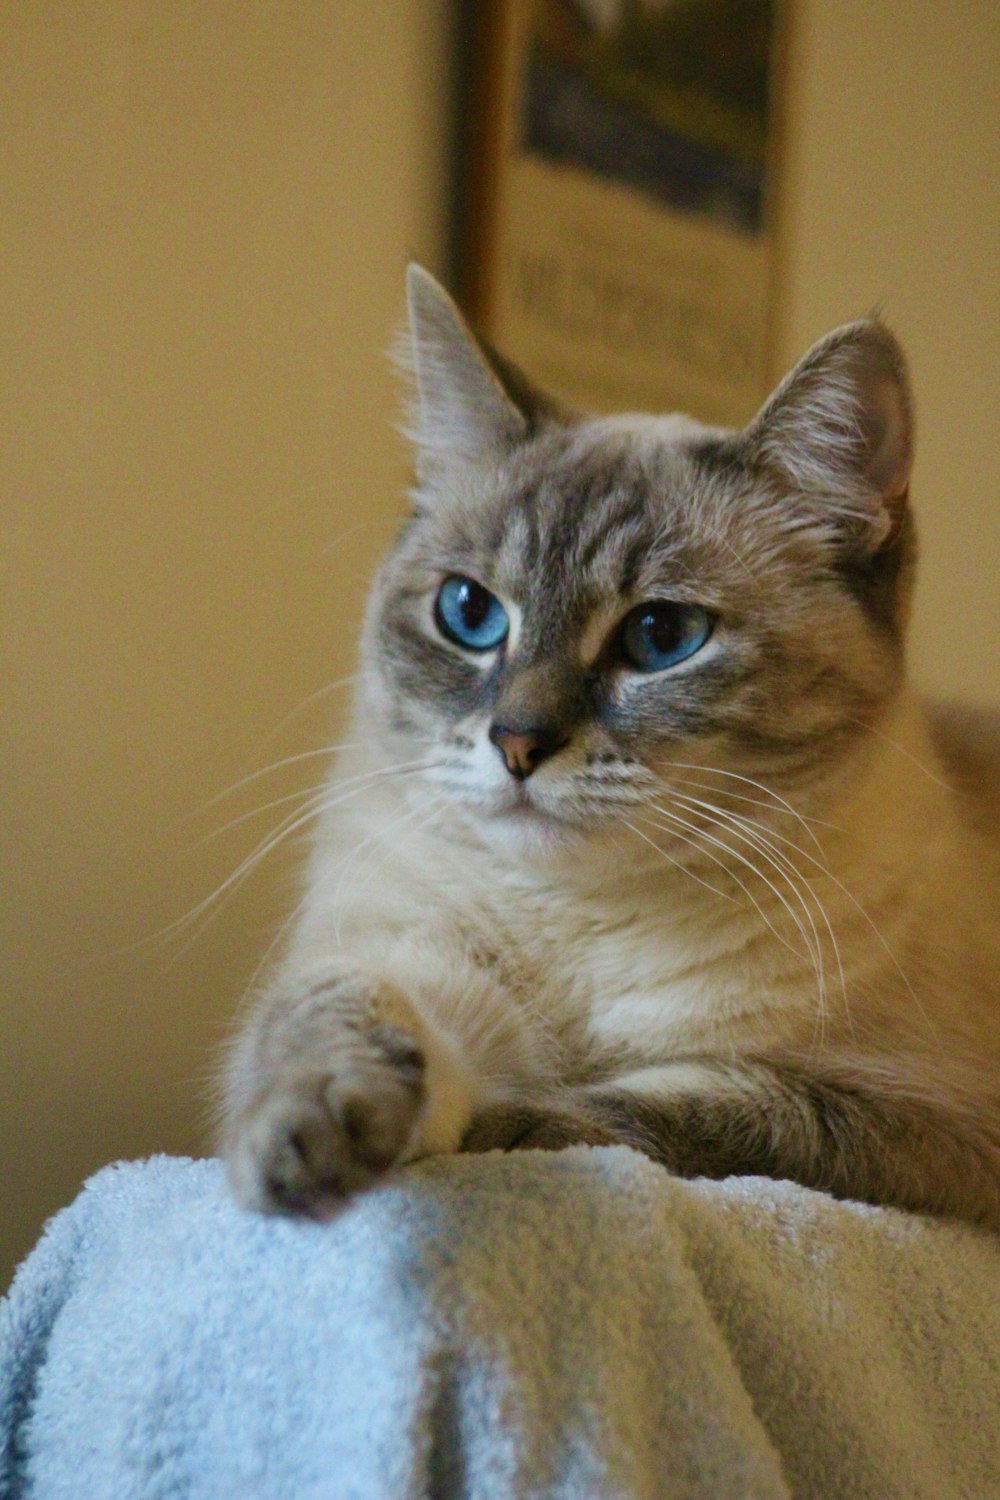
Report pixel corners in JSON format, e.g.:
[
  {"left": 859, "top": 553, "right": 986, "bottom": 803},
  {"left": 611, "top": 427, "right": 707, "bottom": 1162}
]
[{"left": 3, "top": 1150, "right": 999, "bottom": 1499}]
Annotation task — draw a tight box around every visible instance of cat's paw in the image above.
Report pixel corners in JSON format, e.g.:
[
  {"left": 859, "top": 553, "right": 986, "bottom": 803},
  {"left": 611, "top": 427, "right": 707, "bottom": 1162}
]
[
  {"left": 226, "top": 1026, "right": 425, "bottom": 1218},
  {"left": 461, "top": 1100, "right": 618, "bottom": 1155}
]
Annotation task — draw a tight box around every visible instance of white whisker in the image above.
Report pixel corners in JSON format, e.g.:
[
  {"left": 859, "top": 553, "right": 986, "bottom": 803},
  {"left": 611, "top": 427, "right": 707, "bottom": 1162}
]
[
  {"left": 198, "top": 742, "right": 368, "bottom": 812},
  {"left": 642, "top": 805, "right": 817, "bottom": 976},
  {"left": 143, "top": 759, "right": 436, "bottom": 963},
  {"left": 619, "top": 818, "right": 737, "bottom": 903},
  {"left": 671, "top": 791, "right": 844, "bottom": 1044},
  {"left": 845, "top": 715, "right": 956, "bottom": 793},
  {"left": 667, "top": 786, "right": 932, "bottom": 1042},
  {"left": 330, "top": 789, "right": 448, "bottom": 948},
  {"left": 238, "top": 789, "right": 446, "bottom": 1001},
  {"left": 193, "top": 784, "right": 331, "bottom": 846},
  {"left": 662, "top": 760, "right": 831, "bottom": 856},
  {"left": 252, "top": 674, "right": 361, "bottom": 755},
  {"left": 662, "top": 771, "right": 842, "bottom": 839}
]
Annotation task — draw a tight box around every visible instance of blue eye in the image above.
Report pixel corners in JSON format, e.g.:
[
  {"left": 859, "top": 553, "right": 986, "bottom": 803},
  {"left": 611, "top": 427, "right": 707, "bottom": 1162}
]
[
  {"left": 434, "top": 575, "right": 509, "bottom": 652},
  {"left": 619, "top": 601, "right": 713, "bottom": 672}
]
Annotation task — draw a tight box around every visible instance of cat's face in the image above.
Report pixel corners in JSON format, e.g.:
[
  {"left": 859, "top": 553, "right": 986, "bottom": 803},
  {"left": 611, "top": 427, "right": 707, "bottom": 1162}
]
[{"left": 360, "top": 269, "right": 915, "bottom": 855}]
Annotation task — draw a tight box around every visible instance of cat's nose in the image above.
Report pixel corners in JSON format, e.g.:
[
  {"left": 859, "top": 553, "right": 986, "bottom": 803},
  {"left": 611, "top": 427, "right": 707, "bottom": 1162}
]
[{"left": 488, "top": 722, "right": 569, "bottom": 780}]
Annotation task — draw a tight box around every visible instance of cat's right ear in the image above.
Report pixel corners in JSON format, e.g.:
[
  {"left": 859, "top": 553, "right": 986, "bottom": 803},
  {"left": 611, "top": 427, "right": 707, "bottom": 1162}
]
[
  {"left": 739, "top": 319, "right": 914, "bottom": 553},
  {"left": 402, "top": 264, "right": 530, "bottom": 471}
]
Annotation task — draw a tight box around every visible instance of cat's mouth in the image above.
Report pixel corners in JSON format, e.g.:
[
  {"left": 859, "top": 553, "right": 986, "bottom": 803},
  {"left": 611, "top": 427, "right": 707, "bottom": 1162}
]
[
  {"left": 483, "top": 777, "right": 606, "bottom": 831},
  {"left": 488, "top": 781, "right": 547, "bottom": 818},
  {"left": 473, "top": 785, "right": 592, "bottom": 854},
  {"left": 457, "top": 775, "right": 559, "bottom": 827},
  {"left": 433, "top": 755, "right": 638, "bottom": 833},
  {"left": 502, "top": 791, "right": 550, "bottom": 820}
]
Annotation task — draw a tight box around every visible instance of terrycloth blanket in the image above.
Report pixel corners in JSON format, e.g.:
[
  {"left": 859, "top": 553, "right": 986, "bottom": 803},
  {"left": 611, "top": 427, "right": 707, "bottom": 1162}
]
[{"left": 2, "top": 1151, "right": 999, "bottom": 1500}]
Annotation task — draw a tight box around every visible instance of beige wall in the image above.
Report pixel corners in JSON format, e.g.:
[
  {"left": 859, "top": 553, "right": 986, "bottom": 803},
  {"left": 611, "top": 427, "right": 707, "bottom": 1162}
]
[
  {"left": 2, "top": 1, "right": 454, "bottom": 1282},
  {"left": 2, "top": 1, "right": 997, "bottom": 1284},
  {"left": 775, "top": 0, "right": 1000, "bottom": 708}
]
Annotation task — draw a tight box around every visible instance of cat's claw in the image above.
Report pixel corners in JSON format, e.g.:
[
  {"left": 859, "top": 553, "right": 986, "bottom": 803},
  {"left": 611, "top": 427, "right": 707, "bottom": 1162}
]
[{"left": 226, "top": 1034, "right": 425, "bottom": 1217}]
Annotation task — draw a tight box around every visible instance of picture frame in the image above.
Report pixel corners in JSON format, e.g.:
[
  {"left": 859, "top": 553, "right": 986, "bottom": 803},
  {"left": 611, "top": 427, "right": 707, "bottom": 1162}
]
[{"left": 460, "top": 0, "right": 786, "bottom": 427}]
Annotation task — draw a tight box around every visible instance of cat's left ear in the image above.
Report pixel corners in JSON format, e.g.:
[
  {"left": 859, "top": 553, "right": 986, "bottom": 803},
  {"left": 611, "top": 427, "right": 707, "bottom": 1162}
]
[
  {"left": 403, "top": 264, "right": 535, "bottom": 470},
  {"left": 741, "top": 319, "right": 913, "bottom": 550}
]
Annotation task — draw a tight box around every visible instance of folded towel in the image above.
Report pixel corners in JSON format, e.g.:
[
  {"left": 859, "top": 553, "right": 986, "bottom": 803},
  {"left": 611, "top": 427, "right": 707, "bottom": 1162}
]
[{"left": 2, "top": 1150, "right": 999, "bottom": 1499}]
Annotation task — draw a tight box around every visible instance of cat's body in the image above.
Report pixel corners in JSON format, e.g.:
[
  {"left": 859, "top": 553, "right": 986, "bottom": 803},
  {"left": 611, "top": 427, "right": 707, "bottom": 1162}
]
[{"left": 222, "top": 267, "right": 1000, "bottom": 1229}]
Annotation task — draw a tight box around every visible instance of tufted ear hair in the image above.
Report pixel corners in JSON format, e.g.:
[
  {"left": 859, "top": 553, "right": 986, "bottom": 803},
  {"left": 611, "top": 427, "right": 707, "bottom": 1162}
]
[
  {"left": 403, "top": 264, "right": 534, "bottom": 470},
  {"left": 741, "top": 319, "right": 914, "bottom": 551}
]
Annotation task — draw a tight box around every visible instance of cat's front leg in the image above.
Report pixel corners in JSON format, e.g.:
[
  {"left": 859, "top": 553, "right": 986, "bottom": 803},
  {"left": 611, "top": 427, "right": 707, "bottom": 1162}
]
[
  {"left": 222, "top": 963, "right": 474, "bottom": 1217},
  {"left": 461, "top": 1100, "right": 620, "bottom": 1154},
  {"left": 580, "top": 1057, "right": 1000, "bottom": 1228},
  {"left": 461, "top": 1058, "right": 1000, "bottom": 1229}
]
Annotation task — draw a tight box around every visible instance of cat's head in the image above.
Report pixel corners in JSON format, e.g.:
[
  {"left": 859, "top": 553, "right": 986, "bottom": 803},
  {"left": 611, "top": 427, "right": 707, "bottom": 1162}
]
[{"left": 359, "top": 266, "right": 915, "bottom": 856}]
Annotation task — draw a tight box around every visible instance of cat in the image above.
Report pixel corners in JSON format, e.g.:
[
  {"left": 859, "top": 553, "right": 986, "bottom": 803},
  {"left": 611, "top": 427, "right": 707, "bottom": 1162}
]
[{"left": 221, "top": 264, "right": 1000, "bottom": 1230}]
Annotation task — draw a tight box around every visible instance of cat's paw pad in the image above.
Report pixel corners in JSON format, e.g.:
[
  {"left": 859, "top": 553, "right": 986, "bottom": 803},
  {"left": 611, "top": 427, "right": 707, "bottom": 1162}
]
[{"left": 227, "top": 1029, "right": 425, "bottom": 1218}]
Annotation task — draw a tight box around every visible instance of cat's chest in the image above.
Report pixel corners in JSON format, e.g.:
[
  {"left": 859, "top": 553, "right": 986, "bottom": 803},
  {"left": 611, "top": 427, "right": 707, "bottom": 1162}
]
[{"left": 458, "top": 875, "right": 769, "bottom": 1069}]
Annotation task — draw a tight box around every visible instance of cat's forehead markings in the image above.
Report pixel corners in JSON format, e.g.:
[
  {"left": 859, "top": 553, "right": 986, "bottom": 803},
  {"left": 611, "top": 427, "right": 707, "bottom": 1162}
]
[
  {"left": 572, "top": 410, "right": 714, "bottom": 457},
  {"left": 504, "top": 597, "right": 524, "bottom": 655},
  {"left": 577, "top": 604, "right": 621, "bottom": 667},
  {"left": 493, "top": 507, "right": 534, "bottom": 587}
]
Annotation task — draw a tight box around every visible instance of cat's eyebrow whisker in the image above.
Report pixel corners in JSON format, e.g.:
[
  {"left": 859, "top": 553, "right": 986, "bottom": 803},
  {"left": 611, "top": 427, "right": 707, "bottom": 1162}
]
[
  {"left": 714, "top": 534, "right": 758, "bottom": 583},
  {"left": 315, "top": 518, "right": 374, "bottom": 558}
]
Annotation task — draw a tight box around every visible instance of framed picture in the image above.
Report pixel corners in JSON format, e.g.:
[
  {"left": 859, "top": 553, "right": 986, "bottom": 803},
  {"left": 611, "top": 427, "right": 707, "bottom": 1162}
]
[{"left": 461, "top": 0, "right": 785, "bottom": 427}]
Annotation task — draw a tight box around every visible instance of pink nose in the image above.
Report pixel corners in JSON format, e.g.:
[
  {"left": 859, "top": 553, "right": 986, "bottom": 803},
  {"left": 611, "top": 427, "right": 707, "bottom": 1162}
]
[{"left": 488, "top": 723, "right": 568, "bottom": 779}]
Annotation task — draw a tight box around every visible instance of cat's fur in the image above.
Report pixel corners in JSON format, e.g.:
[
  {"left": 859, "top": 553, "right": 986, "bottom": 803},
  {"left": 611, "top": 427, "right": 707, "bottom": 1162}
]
[{"left": 222, "top": 265, "right": 1000, "bottom": 1229}]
